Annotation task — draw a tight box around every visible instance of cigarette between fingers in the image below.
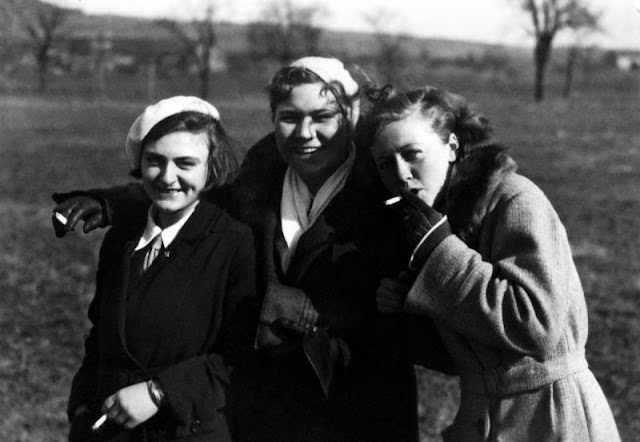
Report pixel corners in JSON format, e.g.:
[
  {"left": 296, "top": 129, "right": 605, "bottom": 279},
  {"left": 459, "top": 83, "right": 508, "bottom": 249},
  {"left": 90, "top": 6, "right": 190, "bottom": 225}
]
[
  {"left": 54, "top": 211, "right": 68, "bottom": 225},
  {"left": 92, "top": 414, "right": 108, "bottom": 432}
]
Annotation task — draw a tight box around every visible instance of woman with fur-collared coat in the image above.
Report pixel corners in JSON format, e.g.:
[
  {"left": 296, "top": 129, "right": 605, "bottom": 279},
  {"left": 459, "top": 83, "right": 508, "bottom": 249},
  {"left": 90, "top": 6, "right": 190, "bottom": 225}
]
[{"left": 367, "top": 86, "right": 620, "bottom": 441}]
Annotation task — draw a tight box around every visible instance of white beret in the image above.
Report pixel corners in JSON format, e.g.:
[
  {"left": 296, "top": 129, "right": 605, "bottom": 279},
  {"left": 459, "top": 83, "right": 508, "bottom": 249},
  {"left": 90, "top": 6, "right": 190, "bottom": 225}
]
[
  {"left": 289, "top": 57, "right": 359, "bottom": 97},
  {"left": 125, "top": 95, "right": 220, "bottom": 170},
  {"left": 289, "top": 57, "right": 360, "bottom": 127}
]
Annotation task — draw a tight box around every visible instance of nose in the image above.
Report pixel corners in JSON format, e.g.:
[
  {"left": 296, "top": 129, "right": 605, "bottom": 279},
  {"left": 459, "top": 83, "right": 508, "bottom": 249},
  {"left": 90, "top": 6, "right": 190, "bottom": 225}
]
[
  {"left": 393, "top": 156, "right": 412, "bottom": 188},
  {"left": 294, "top": 117, "right": 314, "bottom": 139},
  {"left": 158, "top": 162, "right": 178, "bottom": 185}
]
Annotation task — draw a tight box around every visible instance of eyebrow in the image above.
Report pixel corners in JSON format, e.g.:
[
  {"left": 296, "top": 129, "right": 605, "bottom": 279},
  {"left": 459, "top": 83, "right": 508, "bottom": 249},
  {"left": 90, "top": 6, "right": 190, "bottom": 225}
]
[
  {"left": 397, "top": 143, "right": 420, "bottom": 151},
  {"left": 277, "top": 105, "right": 340, "bottom": 115},
  {"left": 144, "top": 152, "right": 202, "bottom": 162}
]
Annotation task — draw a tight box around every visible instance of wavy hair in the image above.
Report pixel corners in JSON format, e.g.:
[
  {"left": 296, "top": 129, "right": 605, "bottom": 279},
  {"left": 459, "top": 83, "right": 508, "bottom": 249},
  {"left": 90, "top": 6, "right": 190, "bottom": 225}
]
[
  {"left": 267, "top": 65, "right": 359, "bottom": 126},
  {"left": 362, "top": 85, "right": 492, "bottom": 159}
]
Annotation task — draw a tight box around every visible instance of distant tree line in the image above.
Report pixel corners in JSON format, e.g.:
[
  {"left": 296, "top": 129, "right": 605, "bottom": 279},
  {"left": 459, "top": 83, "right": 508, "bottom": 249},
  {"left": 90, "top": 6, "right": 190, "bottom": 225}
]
[{"left": 0, "top": 0, "right": 614, "bottom": 102}]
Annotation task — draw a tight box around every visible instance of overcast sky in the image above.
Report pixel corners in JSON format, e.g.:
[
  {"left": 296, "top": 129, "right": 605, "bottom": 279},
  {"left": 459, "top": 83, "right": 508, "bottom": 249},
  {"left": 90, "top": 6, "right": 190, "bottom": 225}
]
[{"left": 49, "top": 0, "right": 640, "bottom": 50}]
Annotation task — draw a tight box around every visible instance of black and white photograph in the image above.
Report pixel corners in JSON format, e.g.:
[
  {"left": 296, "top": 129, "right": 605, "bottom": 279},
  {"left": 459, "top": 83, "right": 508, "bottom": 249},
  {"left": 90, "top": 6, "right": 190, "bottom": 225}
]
[{"left": 1, "top": 0, "right": 638, "bottom": 440}]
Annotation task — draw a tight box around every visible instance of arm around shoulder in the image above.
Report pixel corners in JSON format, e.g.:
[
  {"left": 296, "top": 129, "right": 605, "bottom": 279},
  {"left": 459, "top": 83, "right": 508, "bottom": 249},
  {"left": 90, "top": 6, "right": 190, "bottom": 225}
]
[{"left": 52, "top": 183, "right": 149, "bottom": 233}]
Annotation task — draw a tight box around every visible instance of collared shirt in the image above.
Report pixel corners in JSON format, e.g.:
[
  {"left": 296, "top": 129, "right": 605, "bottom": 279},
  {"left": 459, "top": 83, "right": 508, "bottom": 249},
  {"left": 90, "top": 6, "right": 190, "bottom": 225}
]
[{"left": 134, "top": 201, "right": 200, "bottom": 252}]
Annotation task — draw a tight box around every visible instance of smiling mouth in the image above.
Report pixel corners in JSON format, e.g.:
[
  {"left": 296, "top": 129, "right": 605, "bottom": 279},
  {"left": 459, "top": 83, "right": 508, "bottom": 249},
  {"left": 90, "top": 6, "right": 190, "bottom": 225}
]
[
  {"left": 156, "top": 188, "right": 182, "bottom": 195},
  {"left": 292, "top": 145, "right": 322, "bottom": 155}
]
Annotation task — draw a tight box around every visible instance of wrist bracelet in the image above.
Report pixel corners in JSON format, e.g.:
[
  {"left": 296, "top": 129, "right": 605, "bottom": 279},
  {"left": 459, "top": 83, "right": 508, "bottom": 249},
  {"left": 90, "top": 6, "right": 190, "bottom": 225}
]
[{"left": 147, "top": 379, "right": 165, "bottom": 408}]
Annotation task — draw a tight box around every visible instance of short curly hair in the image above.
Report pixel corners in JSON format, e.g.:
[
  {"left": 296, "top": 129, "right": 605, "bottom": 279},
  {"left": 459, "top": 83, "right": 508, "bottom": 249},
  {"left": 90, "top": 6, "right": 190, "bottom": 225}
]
[{"left": 267, "top": 65, "right": 359, "bottom": 124}]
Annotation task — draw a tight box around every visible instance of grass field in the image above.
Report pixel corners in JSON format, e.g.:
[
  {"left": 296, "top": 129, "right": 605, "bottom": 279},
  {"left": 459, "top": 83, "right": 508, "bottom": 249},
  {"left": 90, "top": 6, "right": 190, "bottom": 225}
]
[{"left": 1, "top": 65, "right": 639, "bottom": 441}]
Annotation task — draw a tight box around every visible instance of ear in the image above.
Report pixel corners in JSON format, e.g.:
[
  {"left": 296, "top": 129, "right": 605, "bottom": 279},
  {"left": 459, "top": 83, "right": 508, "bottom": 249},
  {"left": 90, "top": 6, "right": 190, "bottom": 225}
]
[{"left": 447, "top": 133, "right": 459, "bottom": 163}]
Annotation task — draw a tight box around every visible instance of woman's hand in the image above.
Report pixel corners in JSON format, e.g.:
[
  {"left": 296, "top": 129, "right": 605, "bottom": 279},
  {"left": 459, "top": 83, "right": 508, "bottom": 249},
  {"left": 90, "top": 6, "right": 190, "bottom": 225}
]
[
  {"left": 376, "top": 271, "right": 413, "bottom": 315},
  {"left": 101, "top": 382, "right": 159, "bottom": 429},
  {"left": 398, "top": 188, "right": 445, "bottom": 249},
  {"left": 52, "top": 195, "right": 106, "bottom": 236}
]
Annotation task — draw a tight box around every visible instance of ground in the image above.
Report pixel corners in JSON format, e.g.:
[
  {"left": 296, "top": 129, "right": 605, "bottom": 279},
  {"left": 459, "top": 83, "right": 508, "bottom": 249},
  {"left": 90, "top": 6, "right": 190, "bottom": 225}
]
[{"left": 0, "top": 66, "right": 638, "bottom": 441}]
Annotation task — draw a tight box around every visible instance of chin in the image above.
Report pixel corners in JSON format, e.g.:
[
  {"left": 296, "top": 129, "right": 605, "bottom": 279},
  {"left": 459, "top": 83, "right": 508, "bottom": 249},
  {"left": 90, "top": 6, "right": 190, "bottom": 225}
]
[
  {"left": 154, "top": 199, "right": 188, "bottom": 213},
  {"left": 417, "top": 189, "right": 437, "bottom": 206}
]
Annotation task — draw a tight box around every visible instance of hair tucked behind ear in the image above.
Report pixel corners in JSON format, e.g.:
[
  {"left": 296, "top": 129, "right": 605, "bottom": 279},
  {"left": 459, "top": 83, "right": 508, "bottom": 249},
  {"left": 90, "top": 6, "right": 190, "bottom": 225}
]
[{"left": 361, "top": 85, "right": 493, "bottom": 159}]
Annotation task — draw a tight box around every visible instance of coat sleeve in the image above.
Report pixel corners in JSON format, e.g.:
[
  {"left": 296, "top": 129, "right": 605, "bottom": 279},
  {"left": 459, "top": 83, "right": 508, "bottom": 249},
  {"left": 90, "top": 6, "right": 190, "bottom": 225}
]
[
  {"left": 405, "top": 183, "right": 577, "bottom": 358},
  {"left": 53, "top": 183, "right": 150, "bottom": 229},
  {"left": 154, "top": 226, "right": 258, "bottom": 438}
]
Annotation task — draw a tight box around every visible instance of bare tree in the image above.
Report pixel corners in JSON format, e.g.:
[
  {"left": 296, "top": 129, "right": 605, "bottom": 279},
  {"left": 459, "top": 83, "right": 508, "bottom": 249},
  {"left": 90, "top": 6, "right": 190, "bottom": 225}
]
[
  {"left": 4, "top": 0, "right": 73, "bottom": 92},
  {"left": 520, "top": 0, "right": 599, "bottom": 101},
  {"left": 0, "top": 0, "right": 19, "bottom": 85},
  {"left": 247, "top": 0, "right": 324, "bottom": 63},
  {"left": 365, "top": 8, "right": 410, "bottom": 84},
  {"left": 157, "top": 1, "right": 218, "bottom": 99}
]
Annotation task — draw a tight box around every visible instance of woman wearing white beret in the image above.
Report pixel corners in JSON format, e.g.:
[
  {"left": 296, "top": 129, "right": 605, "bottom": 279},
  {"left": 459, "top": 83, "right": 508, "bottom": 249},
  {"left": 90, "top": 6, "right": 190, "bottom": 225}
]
[{"left": 66, "top": 96, "right": 258, "bottom": 442}]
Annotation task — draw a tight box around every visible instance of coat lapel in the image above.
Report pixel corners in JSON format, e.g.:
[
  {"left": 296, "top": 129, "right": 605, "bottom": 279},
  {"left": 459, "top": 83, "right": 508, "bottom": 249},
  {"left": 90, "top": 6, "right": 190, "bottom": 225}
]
[
  {"left": 286, "top": 212, "right": 335, "bottom": 284},
  {"left": 286, "top": 179, "right": 356, "bottom": 284},
  {"left": 116, "top": 239, "right": 145, "bottom": 369},
  {"left": 115, "top": 201, "right": 221, "bottom": 369}
]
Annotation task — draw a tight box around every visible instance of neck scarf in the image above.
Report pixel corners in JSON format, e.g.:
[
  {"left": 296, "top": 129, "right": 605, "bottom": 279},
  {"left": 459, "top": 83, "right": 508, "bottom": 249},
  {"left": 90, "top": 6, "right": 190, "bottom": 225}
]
[{"left": 279, "top": 144, "right": 356, "bottom": 272}]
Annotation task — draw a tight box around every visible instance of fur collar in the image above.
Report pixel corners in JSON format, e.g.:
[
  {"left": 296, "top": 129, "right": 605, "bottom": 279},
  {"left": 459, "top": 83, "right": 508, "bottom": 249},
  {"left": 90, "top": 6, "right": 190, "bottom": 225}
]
[{"left": 440, "top": 143, "right": 517, "bottom": 246}]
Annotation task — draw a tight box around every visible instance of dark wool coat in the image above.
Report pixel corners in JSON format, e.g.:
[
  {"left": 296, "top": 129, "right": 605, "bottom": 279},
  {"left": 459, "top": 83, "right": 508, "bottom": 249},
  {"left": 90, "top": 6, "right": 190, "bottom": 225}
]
[
  {"left": 405, "top": 145, "right": 620, "bottom": 442},
  {"left": 222, "top": 133, "right": 451, "bottom": 442},
  {"left": 68, "top": 200, "right": 258, "bottom": 442}
]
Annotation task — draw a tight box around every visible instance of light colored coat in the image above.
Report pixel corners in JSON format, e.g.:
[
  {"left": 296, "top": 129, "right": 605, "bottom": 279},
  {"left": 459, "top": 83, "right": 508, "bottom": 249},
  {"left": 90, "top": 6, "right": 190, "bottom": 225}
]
[{"left": 405, "top": 145, "right": 620, "bottom": 442}]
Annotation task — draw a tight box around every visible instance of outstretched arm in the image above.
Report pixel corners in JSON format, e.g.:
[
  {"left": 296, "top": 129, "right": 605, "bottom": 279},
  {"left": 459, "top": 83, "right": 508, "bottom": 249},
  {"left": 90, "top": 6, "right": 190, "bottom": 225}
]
[{"left": 52, "top": 184, "right": 149, "bottom": 236}]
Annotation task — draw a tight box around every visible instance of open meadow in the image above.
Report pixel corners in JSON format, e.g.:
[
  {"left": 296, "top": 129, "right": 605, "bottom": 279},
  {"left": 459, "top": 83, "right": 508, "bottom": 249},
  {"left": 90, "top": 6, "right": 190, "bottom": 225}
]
[{"left": 1, "top": 64, "right": 639, "bottom": 441}]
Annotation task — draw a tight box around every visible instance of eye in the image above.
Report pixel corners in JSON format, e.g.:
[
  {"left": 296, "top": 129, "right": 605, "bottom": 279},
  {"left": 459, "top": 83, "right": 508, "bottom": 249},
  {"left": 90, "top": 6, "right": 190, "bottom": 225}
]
[
  {"left": 313, "top": 111, "right": 338, "bottom": 122},
  {"left": 175, "top": 159, "right": 198, "bottom": 169},
  {"left": 276, "top": 112, "right": 299, "bottom": 124},
  {"left": 143, "top": 154, "right": 163, "bottom": 167},
  {"left": 401, "top": 149, "right": 422, "bottom": 162}
]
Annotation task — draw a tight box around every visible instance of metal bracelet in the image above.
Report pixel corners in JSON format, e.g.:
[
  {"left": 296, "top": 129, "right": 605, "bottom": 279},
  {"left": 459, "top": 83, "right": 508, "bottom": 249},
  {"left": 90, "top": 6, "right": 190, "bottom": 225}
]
[{"left": 146, "top": 379, "right": 165, "bottom": 408}]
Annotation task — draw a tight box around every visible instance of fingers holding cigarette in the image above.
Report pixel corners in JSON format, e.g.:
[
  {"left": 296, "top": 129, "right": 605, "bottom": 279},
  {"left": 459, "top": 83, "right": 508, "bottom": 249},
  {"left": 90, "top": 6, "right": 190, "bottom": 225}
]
[{"left": 51, "top": 195, "right": 106, "bottom": 236}]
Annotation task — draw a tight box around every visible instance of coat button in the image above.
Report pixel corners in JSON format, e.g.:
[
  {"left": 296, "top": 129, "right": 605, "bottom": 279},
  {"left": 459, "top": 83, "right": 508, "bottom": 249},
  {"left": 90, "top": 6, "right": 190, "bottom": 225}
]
[{"left": 190, "top": 420, "right": 201, "bottom": 433}]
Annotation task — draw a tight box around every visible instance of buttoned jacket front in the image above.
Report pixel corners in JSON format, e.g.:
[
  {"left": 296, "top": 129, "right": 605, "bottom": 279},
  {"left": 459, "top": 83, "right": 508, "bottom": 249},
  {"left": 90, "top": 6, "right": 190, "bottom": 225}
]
[{"left": 69, "top": 200, "right": 257, "bottom": 442}]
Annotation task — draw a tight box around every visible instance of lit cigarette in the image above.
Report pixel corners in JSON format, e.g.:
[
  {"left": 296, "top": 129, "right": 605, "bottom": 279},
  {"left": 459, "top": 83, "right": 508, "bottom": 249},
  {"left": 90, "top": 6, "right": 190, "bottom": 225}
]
[
  {"left": 383, "top": 196, "right": 402, "bottom": 206},
  {"left": 92, "top": 414, "right": 108, "bottom": 432},
  {"left": 54, "top": 211, "right": 68, "bottom": 225}
]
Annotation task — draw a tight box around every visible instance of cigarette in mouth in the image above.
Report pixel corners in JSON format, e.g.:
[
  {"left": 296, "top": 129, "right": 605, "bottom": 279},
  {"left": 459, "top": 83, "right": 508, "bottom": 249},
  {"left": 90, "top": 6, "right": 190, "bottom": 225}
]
[
  {"left": 383, "top": 196, "right": 402, "bottom": 206},
  {"left": 54, "top": 211, "right": 68, "bottom": 225},
  {"left": 92, "top": 414, "right": 108, "bottom": 432}
]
